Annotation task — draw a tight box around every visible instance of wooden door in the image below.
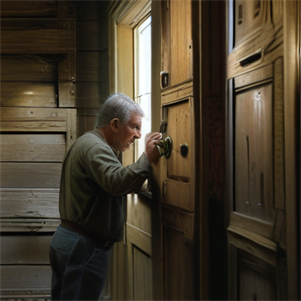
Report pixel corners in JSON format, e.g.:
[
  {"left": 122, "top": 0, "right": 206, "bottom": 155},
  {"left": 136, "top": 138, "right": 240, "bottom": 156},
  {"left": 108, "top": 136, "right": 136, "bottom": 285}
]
[
  {"left": 159, "top": 0, "right": 199, "bottom": 299},
  {"left": 226, "top": 0, "right": 299, "bottom": 299}
]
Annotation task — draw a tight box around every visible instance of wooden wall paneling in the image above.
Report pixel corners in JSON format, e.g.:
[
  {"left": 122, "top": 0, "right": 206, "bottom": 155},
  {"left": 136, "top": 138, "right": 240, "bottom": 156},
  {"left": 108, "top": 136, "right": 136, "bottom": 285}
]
[
  {"left": 1, "top": 82, "right": 57, "bottom": 108},
  {"left": 0, "top": 1, "right": 57, "bottom": 18},
  {"left": 0, "top": 189, "right": 59, "bottom": 219},
  {"left": 58, "top": 52, "right": 76, "bottom": 108},
  {"left": 76, "top": 52, "right": 109, "bottom": 82},
  {"left": 59, "top": 52, "right": 76, "bottom": 81},
  {"left": 56, "top": 1, "right": 76, "bottom": 18},
  {"left": 74, "top": 82, "right": 109, "bottom": 108},
  {"left": 0, "top": 107, "right": 68, "bottom": 132},
  {"left": 0, "top": 235, "right": 52, "bottom": 264},
  {"left": 1, "top": 54, "right": 58, "bottom": 82},
  {"left": 0, "top": 218, "right": 59, "bottom": 233},
  {"left": 77, "top": 108, "right": 99, "bottom": 137},
  {"left": 77, "top": 20, "right": 109, "bottom": 52},
  {"left": 0, "top": 266, "right": 51, "bottom": 295},
  {"left": 58, "top": 82, "right": 76, "bottom": 108},
  {"left": 76, "top": 1, "right": 101, "bottom": 20},
  {"left": 66, "top": 109, "right": 77, "bottom": 149},
  {"left": 1, "top": 19, "right": 76, "bottom": 53},
  {"left": 0, "top": 162, "right": 61, "bottom": 188},
  {"left": 127, "top": 194, "right": 152, "bottom": 235},
  {"left": 1, "top": 54, "right": 59, "bottom": 108},
  {"left": 0, "top": 133, "right": 65, "bottom": 162},
  {"left": 74, "top": 0, "right": 109, "bottom": 115},
  {"left": 126, "top": 223, "right": 152, "bottom": 301},
  {"left": 126, "top": 223, "right": 152, "bottom": 256}
]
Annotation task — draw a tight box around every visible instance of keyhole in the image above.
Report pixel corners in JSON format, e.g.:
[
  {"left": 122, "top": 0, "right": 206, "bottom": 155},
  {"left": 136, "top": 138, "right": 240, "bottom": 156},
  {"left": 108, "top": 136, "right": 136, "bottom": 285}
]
[{"left": 180, "top": 144, "right": 188, "bottom": 157}]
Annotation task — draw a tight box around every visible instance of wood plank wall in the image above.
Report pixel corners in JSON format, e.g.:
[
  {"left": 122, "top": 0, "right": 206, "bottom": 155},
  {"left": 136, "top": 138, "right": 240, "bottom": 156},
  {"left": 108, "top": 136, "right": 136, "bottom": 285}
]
[
  {"left": 75, "top": 1, "right": 110, "bottom": 136},
  {"left": 0, "top": 2, "right": 75, "bottom": 298}
]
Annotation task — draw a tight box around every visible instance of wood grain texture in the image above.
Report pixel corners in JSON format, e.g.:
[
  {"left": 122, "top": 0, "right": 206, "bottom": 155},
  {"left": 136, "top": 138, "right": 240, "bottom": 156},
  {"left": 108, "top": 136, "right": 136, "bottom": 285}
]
[
  {"left": 0, "top": 218, "right": 59, "bottom": 232},
  {"left": 1, "top": 82, "right": 57, "bottom": 107},
  {"left": 235, "top": 83, "right": 274, "bottom": 223},
  {"left": 0, "top": 265, "right": 51, "bottom": 291},
  {"left": 273, "top": 58, "right": 285, "bottom": 211},
  {"left": 0, "top": 162, "right": 61, "bottom": 188},
  {"left": 170, "top": 0, "right": 192, "bottom": 86},
  {"left": 0, "top": 134, "right": 65, "bottom": 162},
  {"left": 1, "top": 18, "right": 75, "bottom": 53},
  {"left": 0, "top": 188, "right": 59, "bottom": 218},
  {"left": 0, "top": 1, "right": 56, "bottom": 18},
  {"left": 1, "top": 54, "right": 58, "bottom": 81},
  {"left": 0, "top": 107, "right": 67, "bottom": 132},
  {"left": 0, "top": 235, "right": 52, "bottom": 264}
]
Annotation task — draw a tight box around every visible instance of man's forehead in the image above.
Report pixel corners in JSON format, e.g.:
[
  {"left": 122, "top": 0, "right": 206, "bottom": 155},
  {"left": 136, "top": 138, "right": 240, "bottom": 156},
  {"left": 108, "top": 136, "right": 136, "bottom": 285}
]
[{"left": 128, "top": 114, "right": 143, "bottom": 124}]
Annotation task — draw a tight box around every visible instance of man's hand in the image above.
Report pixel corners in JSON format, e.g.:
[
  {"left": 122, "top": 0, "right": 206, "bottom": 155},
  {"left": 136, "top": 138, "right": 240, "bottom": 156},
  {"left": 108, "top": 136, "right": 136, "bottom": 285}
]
[{"left": 144, "top": 132, "right": 162, "bottom": 165}]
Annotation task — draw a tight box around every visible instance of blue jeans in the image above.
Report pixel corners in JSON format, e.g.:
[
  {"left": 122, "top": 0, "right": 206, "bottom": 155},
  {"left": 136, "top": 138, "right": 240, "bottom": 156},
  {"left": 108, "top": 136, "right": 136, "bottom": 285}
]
[{"left": 49, "top": 225, "right": 110, "bottom": 300}]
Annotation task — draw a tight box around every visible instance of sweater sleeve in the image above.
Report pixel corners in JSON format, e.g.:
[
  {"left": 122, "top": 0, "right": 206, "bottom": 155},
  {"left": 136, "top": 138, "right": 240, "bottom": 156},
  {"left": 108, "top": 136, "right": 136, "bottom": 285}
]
[{"left": 84, "top": 143, "right": 152, "bottom": 196}]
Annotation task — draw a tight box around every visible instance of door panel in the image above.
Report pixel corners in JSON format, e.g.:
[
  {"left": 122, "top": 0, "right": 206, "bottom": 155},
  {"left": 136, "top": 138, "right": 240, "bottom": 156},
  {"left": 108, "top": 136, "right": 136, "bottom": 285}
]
[
  {"left": 160, "top": 94, "right": 195, "bottom": 299},
  {"left": 162, "top": 208, "right": 194, "bottom": 300},
  {"left": 159, "top": 0, "right": 197, "bottom": 299},
  {"left": 227, "top": 0, "right": 299, "bottom": 299},
  {"left": 161, "top": 0, "right": 193, "bottom": 87},
  {"left": 237, "top": 249, "right": 277, "bottom": 301},
  {"left": 235, "top": 81, "right": 274, "bottom": 222},
  {"left": 133, "top": 246, "right": 152, "bottom": 300},
  {"left": 161, "top": 98, "right": 194, "bottom": 212}
]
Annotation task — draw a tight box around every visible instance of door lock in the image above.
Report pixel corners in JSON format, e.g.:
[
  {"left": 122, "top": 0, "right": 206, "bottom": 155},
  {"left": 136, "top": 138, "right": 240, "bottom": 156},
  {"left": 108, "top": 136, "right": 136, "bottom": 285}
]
[
  {"left": 155, "top": 136, "right": 172, "bottom": 159},
  {"left": 180, "top": 144, "right": 188, "bottom": 157}
]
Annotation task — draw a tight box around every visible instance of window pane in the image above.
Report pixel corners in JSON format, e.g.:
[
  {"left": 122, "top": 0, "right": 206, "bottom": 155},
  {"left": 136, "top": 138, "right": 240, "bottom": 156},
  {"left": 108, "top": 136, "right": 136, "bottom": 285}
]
[{"left": 135, "top": 16, "right": 152, "bottom": 159}]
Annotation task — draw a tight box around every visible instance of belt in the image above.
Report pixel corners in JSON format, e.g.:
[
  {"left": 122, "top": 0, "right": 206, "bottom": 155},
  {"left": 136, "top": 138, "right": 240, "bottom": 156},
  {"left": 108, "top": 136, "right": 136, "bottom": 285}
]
[{"left": 61, "top": 220, "right": 115, "bottom": 251}]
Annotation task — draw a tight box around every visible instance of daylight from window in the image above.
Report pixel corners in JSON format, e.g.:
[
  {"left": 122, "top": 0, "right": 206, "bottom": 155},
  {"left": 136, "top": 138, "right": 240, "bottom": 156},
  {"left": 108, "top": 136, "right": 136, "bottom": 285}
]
[{"left": 134, "top": 16, "right": 152, "bottom": 159}]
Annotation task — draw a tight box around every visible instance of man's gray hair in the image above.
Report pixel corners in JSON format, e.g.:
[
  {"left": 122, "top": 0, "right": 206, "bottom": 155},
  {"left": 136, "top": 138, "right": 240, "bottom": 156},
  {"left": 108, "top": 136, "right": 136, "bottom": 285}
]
[{"left": 94, "top": 93, "right": 144, "bottom": 129}]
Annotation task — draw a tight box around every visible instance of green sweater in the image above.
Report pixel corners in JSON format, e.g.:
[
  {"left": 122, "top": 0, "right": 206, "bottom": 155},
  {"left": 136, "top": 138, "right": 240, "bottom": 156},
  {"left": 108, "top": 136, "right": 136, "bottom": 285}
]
[{"left": 59, "top": 130, "right": 152, "bottom": 241}]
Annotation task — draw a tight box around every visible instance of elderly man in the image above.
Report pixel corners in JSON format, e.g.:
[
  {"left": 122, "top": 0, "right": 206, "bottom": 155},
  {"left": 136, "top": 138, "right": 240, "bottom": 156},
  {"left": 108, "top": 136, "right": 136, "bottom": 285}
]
[{"left": 49, "top": 93, "right": 161, "bottom": 300}]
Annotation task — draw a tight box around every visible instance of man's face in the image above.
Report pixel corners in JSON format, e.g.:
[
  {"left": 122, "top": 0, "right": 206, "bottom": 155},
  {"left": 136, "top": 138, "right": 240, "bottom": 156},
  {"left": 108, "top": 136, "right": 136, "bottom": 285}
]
[{"left": 115, "top": 113, "right": 142, "bottom": 152}]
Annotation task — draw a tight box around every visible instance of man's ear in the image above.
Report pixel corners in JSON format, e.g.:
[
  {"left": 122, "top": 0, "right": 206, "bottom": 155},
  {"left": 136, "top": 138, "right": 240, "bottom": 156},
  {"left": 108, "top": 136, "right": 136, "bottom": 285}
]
[{"left": 110, "top": 118, "right": 120, "bottom": 133}]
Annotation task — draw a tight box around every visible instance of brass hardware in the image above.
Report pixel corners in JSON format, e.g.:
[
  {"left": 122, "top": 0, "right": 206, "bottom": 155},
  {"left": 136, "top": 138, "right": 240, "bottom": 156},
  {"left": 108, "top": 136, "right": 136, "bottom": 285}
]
[{"left": 155, "top": 136, "right": 172, "bottom": 159}]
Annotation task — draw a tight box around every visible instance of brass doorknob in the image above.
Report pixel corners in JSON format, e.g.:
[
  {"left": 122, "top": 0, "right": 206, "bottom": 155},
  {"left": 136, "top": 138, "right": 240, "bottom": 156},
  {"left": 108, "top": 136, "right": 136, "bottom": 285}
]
[{"left": 155, "top": 136, "right": 172, "bottom": 159}]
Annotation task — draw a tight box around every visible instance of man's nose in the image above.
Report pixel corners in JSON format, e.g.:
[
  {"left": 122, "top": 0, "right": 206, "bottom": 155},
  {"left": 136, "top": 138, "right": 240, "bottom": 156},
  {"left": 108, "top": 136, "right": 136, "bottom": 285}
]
[{"left": 135, "top": 129, "right": 142, "bottom": 139}]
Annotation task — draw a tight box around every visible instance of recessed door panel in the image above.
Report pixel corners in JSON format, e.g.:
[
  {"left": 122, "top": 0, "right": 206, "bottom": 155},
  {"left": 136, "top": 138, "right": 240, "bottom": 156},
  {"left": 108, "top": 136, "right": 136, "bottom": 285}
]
[
  {"left": 165, "top": 100, "right": 191, "bottom": 181},
  {"left": 161, "top": 98, "right": 194, "bottom": 212},
  {"left": 237, "top": 249, "right": 277, "bottom": 300},
  {"left": 235, "top": 83, "right": 274, "bottom": 222}
]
